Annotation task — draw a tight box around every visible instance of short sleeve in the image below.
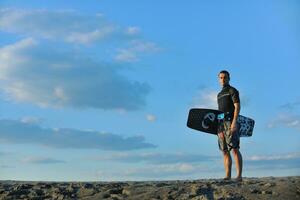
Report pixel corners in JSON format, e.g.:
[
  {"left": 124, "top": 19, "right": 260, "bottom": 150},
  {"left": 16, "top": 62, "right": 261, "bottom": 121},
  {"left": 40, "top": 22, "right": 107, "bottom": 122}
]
[{"left": 230, "top": 88, "right": 240, "bottom": 103}]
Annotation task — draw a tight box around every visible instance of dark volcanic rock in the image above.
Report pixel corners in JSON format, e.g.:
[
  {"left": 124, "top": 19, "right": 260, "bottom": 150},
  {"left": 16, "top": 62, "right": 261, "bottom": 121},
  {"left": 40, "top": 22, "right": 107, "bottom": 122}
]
[{"left": 0, "top": 176, "right": 299, "bottom": 200}]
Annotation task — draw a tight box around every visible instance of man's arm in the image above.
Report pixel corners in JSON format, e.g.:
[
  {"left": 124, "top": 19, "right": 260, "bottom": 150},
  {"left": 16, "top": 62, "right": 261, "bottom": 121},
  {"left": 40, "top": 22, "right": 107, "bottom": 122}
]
[{"left": 231, "top": 102, "right": 240, "bottom": 132}]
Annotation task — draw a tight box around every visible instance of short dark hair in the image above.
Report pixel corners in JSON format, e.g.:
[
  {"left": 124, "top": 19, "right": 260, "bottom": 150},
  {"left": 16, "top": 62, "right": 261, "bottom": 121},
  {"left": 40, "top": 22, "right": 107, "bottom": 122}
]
[{"left": 219, "top": 70, "right": 230, "bottom": 79}]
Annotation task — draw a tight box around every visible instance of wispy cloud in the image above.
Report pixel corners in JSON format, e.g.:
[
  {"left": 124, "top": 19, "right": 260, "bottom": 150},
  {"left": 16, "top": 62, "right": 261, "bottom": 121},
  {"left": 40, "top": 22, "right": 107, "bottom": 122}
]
[
  {"left": 115, "top": 40, "right": 161, "bottom": 62},
  {"left": 192, "top": 87, "right": 250, "bottom": 109},
  {"left": 192, "top": 88, "right": 218, "bottom": 109},
  {"left": 0, "top": 8, "right": 159, "bottom": 63},
  {"left": 123, "top": 163, "right": 201, "bottom": 177},
  {"left": 20, "top": 116, "right": 43, "bottom": 125},
  {"left": 93, "top": 152, "right": 300, "bottom": 180},
  {"left": 245, "top": 152, "right": 300, "bottom": 170},
  {"left": 95, "top": 162, "right": 216, "bottom": 180},
  {"left": 146, "top": 114, "right": 156, "bottom": 122},
  {"left": 89, "top": 152, "right": 217, "bottom": 164},
  {"left": 0, "top": 119, "right": 157, "bottom": 151},
  {"left": 90, "top": 152, "right": 219, "bottom": 179},
  {"left": 267, "top": 113, "right": 300, "bottom": 131},
  {"left": 0, "top": 165, "right": 15, "bottom": 169},
  {"left": 21, "top": 156, "right": 66, "bottom": 164},
  {"left": 0, "top": 8, "right": 136, "bottom": 45},
  {"left": 246, "top": 152, "right": 300, "bottom": 161},
  {"left": 280, "top": 98, "right": 300, "bottom": 110},
  {"left": 0, "top": 38, "right": 150, "bottom": 110}
]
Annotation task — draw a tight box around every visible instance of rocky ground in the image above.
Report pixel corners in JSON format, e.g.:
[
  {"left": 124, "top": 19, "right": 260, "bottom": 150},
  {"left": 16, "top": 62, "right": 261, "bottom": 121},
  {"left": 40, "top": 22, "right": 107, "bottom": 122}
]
[{"left": 0, "top": 176, "right": 299, "bottom": 200}]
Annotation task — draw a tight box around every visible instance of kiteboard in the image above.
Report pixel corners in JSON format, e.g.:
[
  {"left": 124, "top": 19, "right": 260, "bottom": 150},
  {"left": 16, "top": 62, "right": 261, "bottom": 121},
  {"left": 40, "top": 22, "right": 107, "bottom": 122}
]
[{"left": 187, "top": 108, "right": 255, "bottom": 137}]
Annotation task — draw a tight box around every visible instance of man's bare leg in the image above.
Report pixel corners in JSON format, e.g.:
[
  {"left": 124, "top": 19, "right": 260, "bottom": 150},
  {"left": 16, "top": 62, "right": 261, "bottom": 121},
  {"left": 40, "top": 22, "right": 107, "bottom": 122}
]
[
  {"left": 232, "top": 148, "right": 243, "bottom": 179},
  {"left": 223, "top": 151, "right": 232, "bottom": 179}
]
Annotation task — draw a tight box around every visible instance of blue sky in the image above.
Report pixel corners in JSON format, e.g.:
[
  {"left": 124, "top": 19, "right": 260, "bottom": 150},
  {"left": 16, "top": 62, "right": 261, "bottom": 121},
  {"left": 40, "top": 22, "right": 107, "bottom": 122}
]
[{"left": 0, "top": 0, "right": 299, "bottom": 181}]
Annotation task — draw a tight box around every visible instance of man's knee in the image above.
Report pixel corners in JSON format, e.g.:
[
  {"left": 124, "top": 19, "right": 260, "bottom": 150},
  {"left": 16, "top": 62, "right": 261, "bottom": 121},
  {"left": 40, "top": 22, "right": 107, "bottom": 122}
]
[
  {"left": 232, "top": 148, "right": 240, "bottom": 155},
  {"left": 223, "top": 151, "right": 230, "bottom": 157}
]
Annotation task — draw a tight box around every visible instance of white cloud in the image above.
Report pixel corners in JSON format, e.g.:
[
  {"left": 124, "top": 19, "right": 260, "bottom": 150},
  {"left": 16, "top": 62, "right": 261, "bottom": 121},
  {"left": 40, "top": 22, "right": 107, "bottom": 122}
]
[
  {"left": 0, "top": 38, "right": 150, "bottom": 110},
  {"left": 93, "top": 161, "right": 220, "bottom": 181},
  {"left": 119, "top": 162, "right": 221, "bottom": 180},
  {"left": 65, "top": 26, "right": 116, "bottom": 45},
  {"left": 0, "top": 8, "right": 159, "bottom": 62},
  {"left": 192, "top": 87, "right": 250, "bottom": 109},
  {"left": 244, "top": 152, "right": 300, "bottom": 170},
  {"left": 280, "top": 98, "right": 300, "bottom": 110},
  {"left": 126, "top": 27, "right": 140, "bottom": 35},
  {"left": 115, "top": 40, "right": 161, "bottom": 62},
  {"left": 115, "top": 49, "right": 138, "bottom": 62},
  {"left": 268, "top": 113, "right": 300, "bottom": 131},
  {"left": 245, "top": 152, "right": 300, "bottom": 161},
  {"left": 20, "top": 116, "right": 43, "bottom": 125},
  {"left": 192, "top": 88, "right": 218, "bottom": 109},
  {"left": 0, "top": 119, "right": 157, "bottom": 151},
  {"left": 146, "top": 114, "right": 156, "bottom": 122},
  {"left": 124, "top": 163, "right": 197, "bottom": 176},
  {"left": 0, "top": 9, "right": 126, "bottom": 45}
]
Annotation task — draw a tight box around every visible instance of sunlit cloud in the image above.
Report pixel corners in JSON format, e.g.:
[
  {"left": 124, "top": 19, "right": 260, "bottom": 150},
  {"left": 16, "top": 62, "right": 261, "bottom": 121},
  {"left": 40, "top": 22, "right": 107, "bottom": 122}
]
[
  {"left": 267, "top": 113, "right": 300, "bottom": 131},
  {"left": 146, "top": 114, "right": 156, "bottom": 122},
  {"left": 0, "top": 38, "right": 150, "bottom": 110}
]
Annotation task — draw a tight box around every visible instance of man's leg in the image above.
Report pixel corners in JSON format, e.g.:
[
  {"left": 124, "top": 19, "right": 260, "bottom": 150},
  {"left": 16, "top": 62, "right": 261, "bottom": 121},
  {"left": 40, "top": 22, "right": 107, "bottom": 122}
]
[
  {"left": 232, "top": 148, "right": 243, "bottom": 178},
  {"left": 223, "top": 151, "right": 232, "bottom": 179}
]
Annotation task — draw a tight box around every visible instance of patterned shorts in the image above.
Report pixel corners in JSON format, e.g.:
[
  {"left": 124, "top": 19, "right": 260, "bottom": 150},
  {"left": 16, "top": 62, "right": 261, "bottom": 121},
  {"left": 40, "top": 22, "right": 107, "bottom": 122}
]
[{"left": 218, "top": 121, "right": 240, "bottom": 152}]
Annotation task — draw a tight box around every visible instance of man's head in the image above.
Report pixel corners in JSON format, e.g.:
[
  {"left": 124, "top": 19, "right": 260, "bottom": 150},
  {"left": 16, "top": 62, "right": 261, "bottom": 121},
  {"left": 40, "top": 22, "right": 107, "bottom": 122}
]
[{"left": 218, "top": 70, "right": 230, "bottom": 87}]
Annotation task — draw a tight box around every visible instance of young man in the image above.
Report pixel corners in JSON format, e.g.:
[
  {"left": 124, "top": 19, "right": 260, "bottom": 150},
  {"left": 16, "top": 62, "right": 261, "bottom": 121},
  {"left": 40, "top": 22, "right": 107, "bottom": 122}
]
[{"left": 217, "top": 70, "right": 243, "bottom": 181}]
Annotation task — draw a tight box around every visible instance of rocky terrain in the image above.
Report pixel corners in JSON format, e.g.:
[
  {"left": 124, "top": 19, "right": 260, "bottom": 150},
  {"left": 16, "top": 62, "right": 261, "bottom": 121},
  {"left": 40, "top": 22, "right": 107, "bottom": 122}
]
[{"left": 0, "top": 176, "right": 299, "bottom": 200}]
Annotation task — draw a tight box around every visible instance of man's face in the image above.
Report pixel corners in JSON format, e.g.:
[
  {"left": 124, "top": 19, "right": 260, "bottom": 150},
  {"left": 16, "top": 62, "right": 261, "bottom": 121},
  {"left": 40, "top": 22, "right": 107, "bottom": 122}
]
[{"left": 218, "top": 73, "right": 229, "bottom": 87}]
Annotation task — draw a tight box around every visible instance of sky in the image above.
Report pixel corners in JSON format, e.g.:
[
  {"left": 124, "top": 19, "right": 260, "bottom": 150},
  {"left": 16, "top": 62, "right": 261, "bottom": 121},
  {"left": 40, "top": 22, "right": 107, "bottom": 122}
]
[{"left": 0, "top": 0, "right": 299, "bottom": 181}]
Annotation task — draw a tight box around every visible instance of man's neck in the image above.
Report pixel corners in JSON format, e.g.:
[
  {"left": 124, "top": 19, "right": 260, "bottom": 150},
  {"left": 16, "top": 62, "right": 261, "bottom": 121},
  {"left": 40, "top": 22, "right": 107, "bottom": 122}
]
[{"left": 223, "top": 83, "right": 230, "bottom": 88}]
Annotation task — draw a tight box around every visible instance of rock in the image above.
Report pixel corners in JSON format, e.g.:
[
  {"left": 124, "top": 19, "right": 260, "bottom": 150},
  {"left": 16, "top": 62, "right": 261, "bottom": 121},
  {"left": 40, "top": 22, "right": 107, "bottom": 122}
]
[
  {"left": 249, "top": 188, "right": 260, "bottom": 194},
  {"left": 51, "top": 192, "right": 62, "bottom": 200},
  {"left": 41, "top": 183, "right": 52, "bottom": 189},
  {"left": 57, "top": 194, "right": 65, "bottom": 200},
  {"left": 156, "top": 183, "right": 169, "bottom": 187},
  {"left": 18, "top": 184, "right": 34, "bottom": 190},
  {"left": 108, "top": 188, "right": 123, "bottom": 194},
  {"left": 261, "top": 190, "right": 272, "bottom": 195},
  {"left": 191, "top": 195, "right": 209, "bottom": 200},
  {"left": 190, "top": 185, "right": 202, "bottom": 195},
  {"left": 7, "top": 188, "right": 30, "bottom": 196},
  {"left": 178, "top": 193, "right": 190, "bottom": 199},
  {"left": 264, "top": 182, "right": 275, "bottom": 187},
  {"left": 83, "top": 183, "right": 94, "bottom": 189},
  {"left": 122, "top": 188, "right": 131, "bottom": 196},
  {"left": 110, "top": 193, "right": 123, "bottom": 199},
  {"left": 33, "top": 189, "right": 44, "bottom": 196},
  {"left": 77, "top": 188, "right": 95, "bottom": 198},
  {"left": 101, "top": 192, "right": 111, "bottom": 198},
  {"left": 0, "top": 177, "right": 299, "bottom": 200}
]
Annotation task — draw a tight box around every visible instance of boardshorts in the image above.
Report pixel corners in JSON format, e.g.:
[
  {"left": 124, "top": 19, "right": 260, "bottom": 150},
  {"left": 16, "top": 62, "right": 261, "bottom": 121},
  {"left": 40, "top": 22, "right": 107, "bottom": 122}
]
[{"left": 218, "top": 121, "right": 240, "bottom": 152}]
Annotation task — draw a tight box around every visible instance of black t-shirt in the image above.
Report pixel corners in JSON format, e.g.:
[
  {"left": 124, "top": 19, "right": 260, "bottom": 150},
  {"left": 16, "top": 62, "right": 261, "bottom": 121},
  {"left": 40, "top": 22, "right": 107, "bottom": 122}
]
[{"left": 217, "top": 84, "right": 240, "bottom": 119}]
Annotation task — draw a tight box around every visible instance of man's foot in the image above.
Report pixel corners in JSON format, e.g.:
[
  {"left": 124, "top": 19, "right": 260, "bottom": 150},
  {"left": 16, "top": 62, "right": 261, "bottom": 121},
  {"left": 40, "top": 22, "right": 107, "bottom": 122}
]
[
  {"left": 223, "top": 177, "right": 231, "bottom": 181},
  {"left": 235, "top": 177, "right": 242, "bottom": 182}
]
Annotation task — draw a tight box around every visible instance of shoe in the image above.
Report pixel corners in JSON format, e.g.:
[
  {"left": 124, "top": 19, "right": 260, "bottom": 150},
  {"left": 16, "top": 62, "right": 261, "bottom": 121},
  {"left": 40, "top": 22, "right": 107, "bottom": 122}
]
[
  {"left": 223, "top": 177, "right": 231, "bottom": 181},
  {"left": 235, "top": 177, "right": 242, "bottom": 182}
]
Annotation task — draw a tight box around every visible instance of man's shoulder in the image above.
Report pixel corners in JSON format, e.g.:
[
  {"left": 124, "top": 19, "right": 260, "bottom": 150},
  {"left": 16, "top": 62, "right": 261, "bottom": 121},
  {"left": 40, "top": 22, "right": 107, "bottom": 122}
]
[{"left": 228, "top": 85, "right": 239, "bottom": 92}]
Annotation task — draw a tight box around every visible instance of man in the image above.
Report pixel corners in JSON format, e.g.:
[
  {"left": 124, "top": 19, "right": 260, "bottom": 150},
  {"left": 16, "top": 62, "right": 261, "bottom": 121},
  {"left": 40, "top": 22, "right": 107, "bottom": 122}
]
[{"left": 217, "top": 70, "right": 243, "bottom": 181}]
